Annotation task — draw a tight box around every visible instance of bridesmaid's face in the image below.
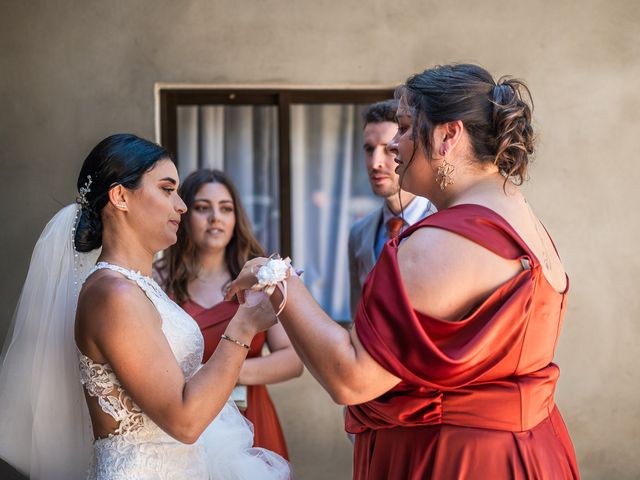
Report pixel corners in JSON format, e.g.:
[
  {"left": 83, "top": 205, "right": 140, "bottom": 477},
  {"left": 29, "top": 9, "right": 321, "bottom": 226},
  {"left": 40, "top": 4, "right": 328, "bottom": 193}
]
[{"left": 187, "top": 182, "right": 236, "bottom": 253}]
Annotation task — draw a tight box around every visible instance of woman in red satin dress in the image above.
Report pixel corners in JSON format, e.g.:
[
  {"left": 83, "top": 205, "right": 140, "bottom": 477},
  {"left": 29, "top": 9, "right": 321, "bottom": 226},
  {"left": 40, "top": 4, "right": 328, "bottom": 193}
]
[
  {"left": 156, "top": 169, "right": 302, "bottom": 459},
  {"left": 229, "top": 64, "right": 579, "bottom": 479}
]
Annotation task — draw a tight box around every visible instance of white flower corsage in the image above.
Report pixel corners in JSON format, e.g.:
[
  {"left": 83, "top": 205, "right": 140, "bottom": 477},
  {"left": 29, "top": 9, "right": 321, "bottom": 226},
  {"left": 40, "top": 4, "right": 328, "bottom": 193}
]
[
  {"left": 252, "top": 256, "right": 293, "bottom": 295},
  {"left": 251, "top": 255, "right": 297, "bottom": 316}
]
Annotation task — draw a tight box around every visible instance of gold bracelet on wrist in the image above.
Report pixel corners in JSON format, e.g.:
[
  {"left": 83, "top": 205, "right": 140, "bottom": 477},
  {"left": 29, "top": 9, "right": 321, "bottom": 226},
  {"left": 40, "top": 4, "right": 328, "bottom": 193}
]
[{"left": 221, "top": 333, "right": 250, "bottom": 350}]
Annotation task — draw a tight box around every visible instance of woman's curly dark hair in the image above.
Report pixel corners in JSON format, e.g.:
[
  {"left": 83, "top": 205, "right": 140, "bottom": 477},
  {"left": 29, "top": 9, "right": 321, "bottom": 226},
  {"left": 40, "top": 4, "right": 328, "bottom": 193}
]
[{"left": 397, "top": 63, "right": 535, "bottom": 185}]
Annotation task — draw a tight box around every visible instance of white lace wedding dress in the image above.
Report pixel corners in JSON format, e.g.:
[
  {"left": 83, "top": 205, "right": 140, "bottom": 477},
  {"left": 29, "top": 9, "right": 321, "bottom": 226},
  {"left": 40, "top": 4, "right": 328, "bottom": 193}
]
[{"left": 79, "top": 262, "right": 291, "bottom": 480}]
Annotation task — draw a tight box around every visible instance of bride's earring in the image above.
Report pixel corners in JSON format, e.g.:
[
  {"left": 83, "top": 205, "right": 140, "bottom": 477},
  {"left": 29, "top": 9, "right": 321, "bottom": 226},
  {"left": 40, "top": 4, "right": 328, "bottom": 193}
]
[{"left": 436, "top": 156, "right": 455, "bottom": 190}]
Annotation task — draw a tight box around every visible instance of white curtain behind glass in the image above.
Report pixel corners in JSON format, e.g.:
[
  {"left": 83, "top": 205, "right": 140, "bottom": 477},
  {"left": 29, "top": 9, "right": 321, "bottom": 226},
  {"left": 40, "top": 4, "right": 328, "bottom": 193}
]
[
  {"left": 177, "top": 103, "right": 380, "bottom": 323},
  {"left": 177, "top": 105, "right": 280, "bottom": 253},
  {"left": 291, "top": 104, "right": 380, "bottom": 322}
]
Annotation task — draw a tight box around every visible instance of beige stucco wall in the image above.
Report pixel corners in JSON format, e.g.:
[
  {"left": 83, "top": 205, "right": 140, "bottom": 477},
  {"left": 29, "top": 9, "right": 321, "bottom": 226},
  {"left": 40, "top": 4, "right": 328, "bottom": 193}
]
[{"left": 1, "top": 1, "right": 638, "bottom": 478}]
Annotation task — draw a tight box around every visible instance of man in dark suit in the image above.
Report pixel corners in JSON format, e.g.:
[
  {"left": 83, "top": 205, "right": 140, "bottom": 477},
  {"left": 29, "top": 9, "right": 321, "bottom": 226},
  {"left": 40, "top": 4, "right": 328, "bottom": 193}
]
[{"left": 348, "top": 100, "right": 436, "bottom": 319}]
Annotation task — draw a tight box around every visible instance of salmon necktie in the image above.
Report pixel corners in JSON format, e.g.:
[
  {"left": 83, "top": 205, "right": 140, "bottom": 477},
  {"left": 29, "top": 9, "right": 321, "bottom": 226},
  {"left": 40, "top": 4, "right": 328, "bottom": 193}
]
[{"left": 386, "top": 217, "right": 404, "bottom": 239}]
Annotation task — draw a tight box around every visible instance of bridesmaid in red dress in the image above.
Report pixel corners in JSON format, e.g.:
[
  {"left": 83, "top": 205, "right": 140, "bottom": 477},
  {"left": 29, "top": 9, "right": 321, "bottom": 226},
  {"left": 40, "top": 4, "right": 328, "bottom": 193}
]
[
  {"left": 156, "top": 169, "right": 302, "bottom": 460},
  {"left": 228, "top": 64, "right": 580, "bottom": 479}
]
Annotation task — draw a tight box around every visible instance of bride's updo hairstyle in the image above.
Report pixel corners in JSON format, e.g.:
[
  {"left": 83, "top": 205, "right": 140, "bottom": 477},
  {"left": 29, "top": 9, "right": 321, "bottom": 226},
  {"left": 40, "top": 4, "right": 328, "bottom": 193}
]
[
  {"left": 74, "top": 133, "right": 173, "bottom": 252},
  {"left": 398, "top": 63, "right": 535, "bottom": 185}
]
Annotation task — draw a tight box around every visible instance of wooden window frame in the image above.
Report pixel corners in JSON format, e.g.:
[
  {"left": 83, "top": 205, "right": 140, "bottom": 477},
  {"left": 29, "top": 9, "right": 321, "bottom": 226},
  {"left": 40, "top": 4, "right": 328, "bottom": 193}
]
[{"left": 159, "top": 87, "right": 395, "bottom": 256}]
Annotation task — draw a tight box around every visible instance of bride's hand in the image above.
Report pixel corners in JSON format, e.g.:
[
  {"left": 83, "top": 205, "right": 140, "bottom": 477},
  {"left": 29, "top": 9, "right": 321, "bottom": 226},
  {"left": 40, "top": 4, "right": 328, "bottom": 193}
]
[
  {"left": 225, "top": 257, "right": 268, "bottom": 303},
  {"left": 231, "top": 290, "right": 277, "bottom": 335}
]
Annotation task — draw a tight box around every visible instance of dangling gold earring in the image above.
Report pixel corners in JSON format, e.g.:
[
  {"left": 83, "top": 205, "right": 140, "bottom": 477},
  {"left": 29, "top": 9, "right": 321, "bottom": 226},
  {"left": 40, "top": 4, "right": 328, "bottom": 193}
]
[{"left": 436, "top": 156, "right": 455, "bottom": 190}]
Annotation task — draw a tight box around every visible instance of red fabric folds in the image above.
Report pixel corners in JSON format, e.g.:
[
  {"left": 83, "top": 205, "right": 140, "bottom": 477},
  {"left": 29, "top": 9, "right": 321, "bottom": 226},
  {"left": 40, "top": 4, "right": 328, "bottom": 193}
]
[{"left": 345, "top": 204, "right": 578, "bottom": 479}]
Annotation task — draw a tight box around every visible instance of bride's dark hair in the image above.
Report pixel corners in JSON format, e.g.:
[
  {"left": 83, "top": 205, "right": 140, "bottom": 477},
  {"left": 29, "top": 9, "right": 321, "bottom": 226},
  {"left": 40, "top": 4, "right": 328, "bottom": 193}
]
[{"left": 74, "top": 133, "right": 173, "bottom": 252}]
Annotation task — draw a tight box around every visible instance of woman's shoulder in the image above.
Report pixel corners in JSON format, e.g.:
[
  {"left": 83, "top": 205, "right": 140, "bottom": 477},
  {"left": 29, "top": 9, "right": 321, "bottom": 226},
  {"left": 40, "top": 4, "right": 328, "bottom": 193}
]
[
  {"left": 397, "top": 213, "right": 523, "bottom": 321},
  {"left": 403, "top": 201, "right": 530, "bottom": 259},
  {"left": 78, "top": 270, "right": 159, "bottom": 331},
  {"left": 76, "top": 270, "right": 162, "bottom": 362},
  {"left": 400, "top": 202, "right": 514, "bottom": 257},
  {"left": 81, "top": 268, "right": 142, "bottom": 299},
  {"left": 399, "top": 225, "right": 502, "bottom": 282}
]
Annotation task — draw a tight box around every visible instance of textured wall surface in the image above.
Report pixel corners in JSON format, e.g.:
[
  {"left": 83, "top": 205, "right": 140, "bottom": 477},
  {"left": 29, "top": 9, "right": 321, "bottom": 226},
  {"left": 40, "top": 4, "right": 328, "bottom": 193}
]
[{"left": 1, "top": 1, "right": 638, "bottom": 478}]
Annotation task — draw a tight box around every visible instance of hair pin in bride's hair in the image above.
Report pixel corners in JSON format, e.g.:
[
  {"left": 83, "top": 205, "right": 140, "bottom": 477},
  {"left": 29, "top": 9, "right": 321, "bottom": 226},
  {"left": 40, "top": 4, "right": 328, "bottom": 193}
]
[{"left": 76, "top": 175, "right": 93, "bottom": 208}]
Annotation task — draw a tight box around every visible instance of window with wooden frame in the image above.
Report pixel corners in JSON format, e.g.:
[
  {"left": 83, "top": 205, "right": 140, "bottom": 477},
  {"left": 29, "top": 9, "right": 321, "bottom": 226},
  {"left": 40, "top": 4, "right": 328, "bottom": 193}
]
[{"left": 159, "top": 87, "right": 395, "bottom": 323}]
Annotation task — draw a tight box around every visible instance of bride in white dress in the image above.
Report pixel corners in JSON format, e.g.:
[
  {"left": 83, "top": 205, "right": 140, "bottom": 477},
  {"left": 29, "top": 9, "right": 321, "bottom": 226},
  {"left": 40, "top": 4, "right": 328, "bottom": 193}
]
[{"left": 0, "top": 134, "right": 291, "bottom": 480}]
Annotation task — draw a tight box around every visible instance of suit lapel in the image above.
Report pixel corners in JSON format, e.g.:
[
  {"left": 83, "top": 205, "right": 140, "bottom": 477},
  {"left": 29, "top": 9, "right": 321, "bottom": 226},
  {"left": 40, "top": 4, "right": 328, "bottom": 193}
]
[{"left": 358, "top": 209, "right": 382, "bottom": 275}]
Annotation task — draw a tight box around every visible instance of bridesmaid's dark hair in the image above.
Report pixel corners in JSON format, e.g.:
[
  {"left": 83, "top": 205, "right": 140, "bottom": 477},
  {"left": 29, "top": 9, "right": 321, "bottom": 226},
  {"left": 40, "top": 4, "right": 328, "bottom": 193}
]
[
  {"left": 155, "top": 169, "right": 265, "bottom": 304},
  {"left": 74, "top": 133, "right": 173, "bottom": 252},
  {"left": 397, "top": 63, "right": 535, "bottom": 185}
]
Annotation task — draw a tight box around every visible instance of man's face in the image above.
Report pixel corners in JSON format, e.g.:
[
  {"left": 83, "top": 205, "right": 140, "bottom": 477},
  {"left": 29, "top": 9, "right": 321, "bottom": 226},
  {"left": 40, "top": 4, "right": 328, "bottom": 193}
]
[{"left": 363, "top": 121, "right": 400, "bottom": 198}]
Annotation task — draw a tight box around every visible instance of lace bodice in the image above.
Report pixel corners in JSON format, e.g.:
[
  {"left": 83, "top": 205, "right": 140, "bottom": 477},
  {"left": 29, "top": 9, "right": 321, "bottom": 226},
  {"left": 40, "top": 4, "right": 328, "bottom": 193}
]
[
  {"left": 77, "top": 262, "right": 289, "bottom": 480},
  {"left": 78, "top": 262, "right": 205, "bottom": 439}
]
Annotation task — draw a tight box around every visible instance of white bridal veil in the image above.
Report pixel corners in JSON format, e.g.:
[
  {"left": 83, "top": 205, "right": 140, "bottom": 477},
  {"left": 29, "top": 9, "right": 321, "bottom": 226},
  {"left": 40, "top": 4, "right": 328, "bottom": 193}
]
[
  {"left": 0, "top": 203, "right": 291, "bottom": 480},
  {"left": 0, "top": 204, "right": 100, "bottom": 479}
]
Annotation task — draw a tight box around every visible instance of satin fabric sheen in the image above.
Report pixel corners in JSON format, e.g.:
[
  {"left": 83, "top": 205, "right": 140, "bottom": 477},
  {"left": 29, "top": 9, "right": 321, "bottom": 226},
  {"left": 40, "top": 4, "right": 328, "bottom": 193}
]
[
  {"left": 346, "top": 204, "right": 579, "bottom": 480},
  {"left": 181, "top": 300, "right": 290, "bottom": 460}
]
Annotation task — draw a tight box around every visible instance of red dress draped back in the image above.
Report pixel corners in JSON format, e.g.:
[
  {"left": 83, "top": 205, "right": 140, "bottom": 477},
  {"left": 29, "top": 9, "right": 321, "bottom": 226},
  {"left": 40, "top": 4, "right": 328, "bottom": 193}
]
[
  {"left": 181, "top": 300, "right": 290, "bottom": 460},
  {"left": 346, "top": 204, "right": 579, "bottom": 479}
]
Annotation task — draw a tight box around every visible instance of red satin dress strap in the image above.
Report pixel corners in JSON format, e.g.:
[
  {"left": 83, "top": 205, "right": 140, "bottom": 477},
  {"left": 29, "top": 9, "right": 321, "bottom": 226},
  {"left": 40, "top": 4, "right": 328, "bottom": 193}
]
[
  {"left": 346, "top": 204, "right": 579, "bottom": 479},
  {"left": 181, "top": 299, "right": 290, "bottom": 460}
]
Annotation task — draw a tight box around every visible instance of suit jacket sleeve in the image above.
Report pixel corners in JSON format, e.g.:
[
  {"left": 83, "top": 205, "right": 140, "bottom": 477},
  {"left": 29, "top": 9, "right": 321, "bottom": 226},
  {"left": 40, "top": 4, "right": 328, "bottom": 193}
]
[{"left": 348, "top": 226, "right": 361, "bottom": 322}]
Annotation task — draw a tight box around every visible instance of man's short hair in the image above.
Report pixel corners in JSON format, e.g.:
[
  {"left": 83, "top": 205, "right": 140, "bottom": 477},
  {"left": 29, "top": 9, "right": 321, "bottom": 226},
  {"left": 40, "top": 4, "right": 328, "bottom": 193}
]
[{"left": 362, "top": 99, "right": 398, "bottom": 126}]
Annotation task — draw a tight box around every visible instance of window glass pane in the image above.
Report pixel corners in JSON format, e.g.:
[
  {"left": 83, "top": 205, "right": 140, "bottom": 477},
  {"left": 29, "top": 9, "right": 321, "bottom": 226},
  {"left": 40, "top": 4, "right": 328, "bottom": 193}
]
[
  {"left": 176, "top": 105, "right": 280, "bottom": 253},
  {"left": 290, "top": 104, "right": 381, "bottom": 322}
]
